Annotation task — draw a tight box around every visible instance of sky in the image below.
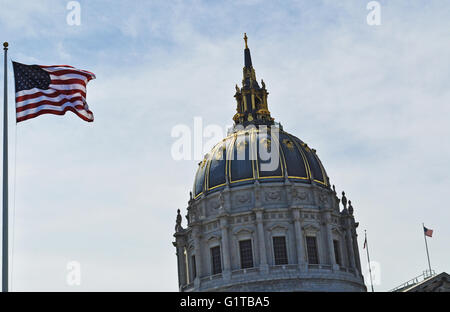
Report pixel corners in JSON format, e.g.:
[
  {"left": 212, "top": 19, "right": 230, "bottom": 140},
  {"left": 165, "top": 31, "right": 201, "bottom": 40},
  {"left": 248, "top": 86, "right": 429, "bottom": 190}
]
[{"left": 0, "top": 0, "right": 449, "bottom": 291}]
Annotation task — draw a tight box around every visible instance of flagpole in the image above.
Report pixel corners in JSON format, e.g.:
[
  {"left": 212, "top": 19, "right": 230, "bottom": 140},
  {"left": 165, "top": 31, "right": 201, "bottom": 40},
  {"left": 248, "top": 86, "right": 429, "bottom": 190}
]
[
  {"left": 365, "top": 230, "right": 374, "bottom": 292},
  {"left": 422, "top": 223, "right": 432, "bottom": 276},
  {"left": 2, "top": 41, "right": 8, "bottom": 293}
]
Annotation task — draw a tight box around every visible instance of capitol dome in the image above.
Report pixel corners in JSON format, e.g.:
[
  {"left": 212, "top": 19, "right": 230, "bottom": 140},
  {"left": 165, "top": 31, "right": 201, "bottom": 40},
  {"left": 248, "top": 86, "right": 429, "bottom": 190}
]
[
  {"left": 173, "top": 34, "right": 366, "bottom": 292},
  {"left": 193, "top": 129, "right": 329, "bottom": 200}
]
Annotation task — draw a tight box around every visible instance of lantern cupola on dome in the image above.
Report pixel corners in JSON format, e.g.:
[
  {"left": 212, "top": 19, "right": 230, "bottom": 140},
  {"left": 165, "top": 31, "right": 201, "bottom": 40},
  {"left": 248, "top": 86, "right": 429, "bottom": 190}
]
[{"left": 233, "top": 33, "right": 274, "bottom": 127}]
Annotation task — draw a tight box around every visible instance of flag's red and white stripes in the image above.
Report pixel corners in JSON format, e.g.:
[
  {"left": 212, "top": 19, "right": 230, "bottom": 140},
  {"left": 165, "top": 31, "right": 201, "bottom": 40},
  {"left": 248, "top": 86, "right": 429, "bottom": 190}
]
[
  {"left": 424, "top": 227, "right": 433, "bottom": 238},
  {"left": 15, "top": 65, "right": 95, "bottom": 123}
]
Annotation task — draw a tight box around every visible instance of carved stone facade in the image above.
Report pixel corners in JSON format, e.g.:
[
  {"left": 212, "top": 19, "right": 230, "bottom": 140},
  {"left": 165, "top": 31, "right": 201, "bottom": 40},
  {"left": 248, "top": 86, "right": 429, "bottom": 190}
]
[{"left": 174, "top": 181, "right": 366, "bottom": 292}]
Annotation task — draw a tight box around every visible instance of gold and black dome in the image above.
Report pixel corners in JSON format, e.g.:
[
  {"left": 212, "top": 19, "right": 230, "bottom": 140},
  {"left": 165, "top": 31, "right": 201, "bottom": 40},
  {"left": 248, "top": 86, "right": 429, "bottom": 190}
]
[{"left": 193, "top": 34, "right": 329, "bottom": 199}]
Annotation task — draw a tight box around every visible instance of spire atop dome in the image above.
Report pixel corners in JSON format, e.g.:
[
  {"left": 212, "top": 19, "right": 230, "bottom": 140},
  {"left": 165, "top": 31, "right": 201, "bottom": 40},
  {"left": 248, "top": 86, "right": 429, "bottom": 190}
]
[
  {"left": 233, "top": 33, "right": 274, "bottom": 127},
  {"left": 244, "top": 33, "right": 252, "bottom": 68}
]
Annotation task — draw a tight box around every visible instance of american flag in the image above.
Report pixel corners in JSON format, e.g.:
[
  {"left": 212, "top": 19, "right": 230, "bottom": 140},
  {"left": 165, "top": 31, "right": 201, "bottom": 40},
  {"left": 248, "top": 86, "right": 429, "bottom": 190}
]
[
  {"left": 423, "top": 226, "right": 433, "bottom": 238},
  {"left": 12, "top": 61, "right": 95, "bottom": 123}
]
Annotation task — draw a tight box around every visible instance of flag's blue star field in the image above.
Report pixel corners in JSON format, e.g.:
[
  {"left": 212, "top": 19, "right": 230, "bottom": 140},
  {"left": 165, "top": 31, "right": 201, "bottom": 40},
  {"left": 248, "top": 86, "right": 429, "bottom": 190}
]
[{"left": 13, "top": 62, "right": 51, "bottom": 92}]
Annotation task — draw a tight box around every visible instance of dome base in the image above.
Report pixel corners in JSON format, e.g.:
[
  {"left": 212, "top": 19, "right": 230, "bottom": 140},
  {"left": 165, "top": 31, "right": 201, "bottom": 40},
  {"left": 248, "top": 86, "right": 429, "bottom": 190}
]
[{"left": 182, "top": 266, "right": 366, "bottom": 292}]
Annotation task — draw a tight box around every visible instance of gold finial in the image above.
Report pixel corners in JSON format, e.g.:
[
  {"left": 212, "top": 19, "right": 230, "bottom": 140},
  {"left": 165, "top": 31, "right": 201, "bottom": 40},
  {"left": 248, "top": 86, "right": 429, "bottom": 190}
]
[
  {"left": 243, "top": 33, "right": 248, "bottom": 49},
  {"left": 3, "top": 42, "right": 8, "bottom": 49}
]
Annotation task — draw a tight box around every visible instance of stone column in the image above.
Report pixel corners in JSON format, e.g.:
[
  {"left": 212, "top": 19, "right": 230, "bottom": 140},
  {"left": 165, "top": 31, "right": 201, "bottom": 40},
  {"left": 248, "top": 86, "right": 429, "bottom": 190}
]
[
  {"left": 352, "top": 227, "right": 362, "bottom": 275},
  {"left": 345, "top": 218, "right": 356, "bottom": 271},
  {"left": 254, "top": 209, "right": 268, "bottom": 272},
  {"left": 175, "top": 243, "right": 187, "bottom": 289},
  {"left": 325, "top": 211, "right": 337, "bottom": 269},
  {"left": 192, "top": 226, "right": 203, "bottom": 288},
  {"left": 220, "top": 216, "right": 231, "bottom": 280},
  {"left": 292, "top": 209, "right": 306, "bottom": 269}
]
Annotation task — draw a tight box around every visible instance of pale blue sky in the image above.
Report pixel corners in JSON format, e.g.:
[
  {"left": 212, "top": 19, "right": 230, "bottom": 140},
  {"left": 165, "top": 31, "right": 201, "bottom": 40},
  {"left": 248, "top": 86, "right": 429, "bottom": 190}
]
[{"left": 0, "top": 0, "right": 449, "bottom": 291}]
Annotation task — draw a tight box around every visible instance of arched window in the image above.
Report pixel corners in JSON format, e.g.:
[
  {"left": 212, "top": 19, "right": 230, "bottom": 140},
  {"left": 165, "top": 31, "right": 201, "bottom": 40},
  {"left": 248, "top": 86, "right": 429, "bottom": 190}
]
[
  {"left": 332, "top": 228, "right": 344, "bottom": 267},
  {"left": 306, "top": 236, "right": 319, "bottom": 264},
  {"left": 233, "top": 228, "right": 255, "bottom": 269},
  {"left": 239, "top": 239, "right": 254, "bottom": 269},
  {"left": 333, "top": 240, "right": 341, "bottom": 266},
  {"left": 273, "top": 236, "right": 288, "bottom": 265},
  {"left": 303, "top": 224, "right": 321, "bottom": 265},
  {"left": 210, "top": 246, "right": 222, "bottom": 275},
  {"left": 268, "top": 224, "right": 290, "bottom": 265}
]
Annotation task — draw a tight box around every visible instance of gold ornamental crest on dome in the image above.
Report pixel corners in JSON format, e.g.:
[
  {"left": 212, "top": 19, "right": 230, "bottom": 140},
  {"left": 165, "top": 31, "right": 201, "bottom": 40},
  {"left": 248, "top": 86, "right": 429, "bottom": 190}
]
[
  {"left": 236, "top": 139, "right": 248, "bottom": 152},
  {"left": 260, "top": 137, "right": 271, "bottom": 149},
  {"left": 214, "top": 145, "right": 225, "bottom": 160},
  {"left": 301, "top": 142, "right": 311, "bottom": 153},
  {"left": 282, "top": 139, "right": 294, "bottom": 150},
  {"left": 200, "top": 157, "right": 207, "bottom": 168}
]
